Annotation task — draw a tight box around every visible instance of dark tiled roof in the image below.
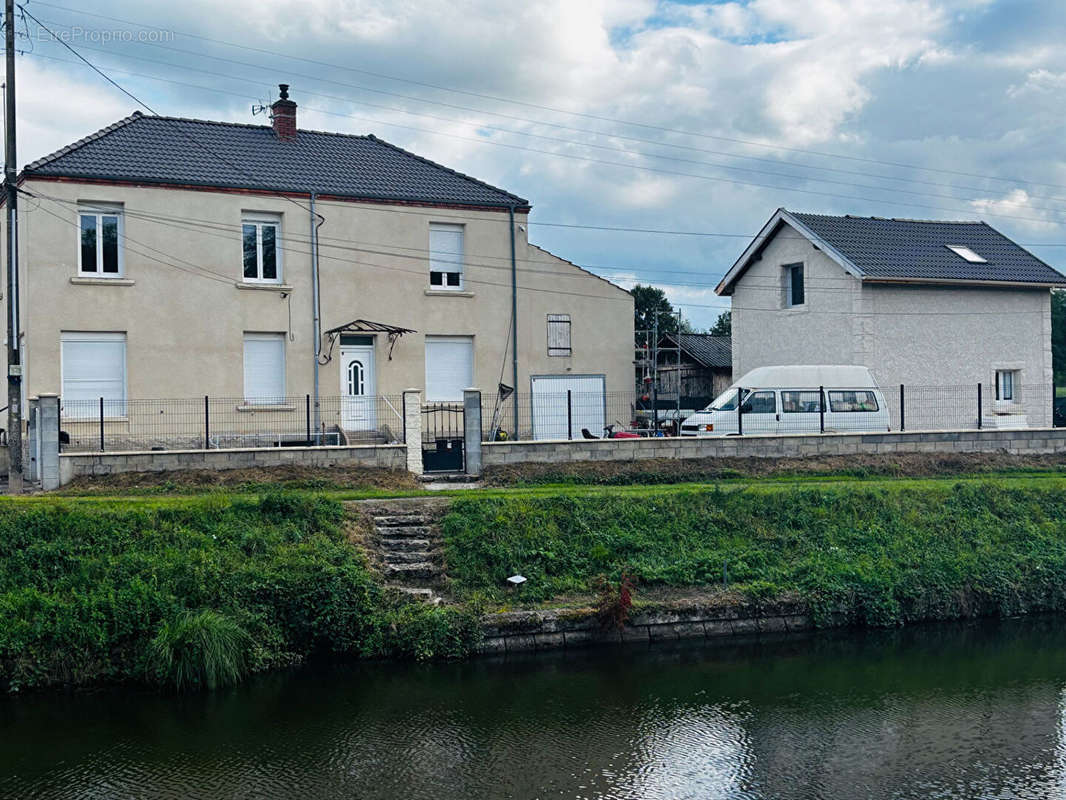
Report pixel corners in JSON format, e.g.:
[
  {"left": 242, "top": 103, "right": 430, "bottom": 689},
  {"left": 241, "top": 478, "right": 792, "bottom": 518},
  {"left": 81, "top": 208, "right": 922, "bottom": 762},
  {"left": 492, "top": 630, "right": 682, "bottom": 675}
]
[
  {"left": 790, "top": 211, "right": 1065, "bottom": 284},
  {"left": 661, "top": 333, "right": 732, "bottom": 369},
  {"left": 24, "top": 112, "right": 528, "bottom": 208}
]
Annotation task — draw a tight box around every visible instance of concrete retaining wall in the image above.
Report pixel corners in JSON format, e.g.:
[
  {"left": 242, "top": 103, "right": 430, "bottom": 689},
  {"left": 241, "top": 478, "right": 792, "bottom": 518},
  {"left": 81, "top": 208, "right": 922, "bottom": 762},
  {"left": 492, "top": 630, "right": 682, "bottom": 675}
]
[
  {"left": 482, "top": 428, "right": 1066, "bottom": 468},
  {"left": 478, "top": 599, "right": 812, "bottom": 655},
  {"left": 59, "top": 443, "right": 406, "bottom": 485}
]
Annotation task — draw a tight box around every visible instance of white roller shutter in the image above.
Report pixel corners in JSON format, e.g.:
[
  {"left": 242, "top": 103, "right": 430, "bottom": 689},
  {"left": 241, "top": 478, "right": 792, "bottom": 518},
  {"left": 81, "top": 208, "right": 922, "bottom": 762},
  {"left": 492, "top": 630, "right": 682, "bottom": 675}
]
[
  {"left": 243, "top": 333, "right": 286, "bottom": 402},
  {"left": 531, "top": 375, "right": 605, "bottom": 440},
  {"left": 61, "top": 332, "right": 126, "bottom": 417},
  {"left": 425, "top": 336, "right": 473, "bottom": 401}
]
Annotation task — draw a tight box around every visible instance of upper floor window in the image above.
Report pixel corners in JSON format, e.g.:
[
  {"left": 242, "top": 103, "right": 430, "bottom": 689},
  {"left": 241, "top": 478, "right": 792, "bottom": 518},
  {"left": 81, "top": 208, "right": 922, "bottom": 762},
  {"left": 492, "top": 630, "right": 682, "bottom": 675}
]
[
  {"left": 547, "top": 314, "right": 572, "bottom": 356},
  {"left": 242, "top": 214, "right": 281, "bottom": 283},
  {"left": 78, "top": 204, "right": 123, "bottom": 277},
  {"left": 429, "top": 222, "right": 464, "bottom": 289},
  {"left": 784, "top": 262, "right": 804, "bottom": 307}
]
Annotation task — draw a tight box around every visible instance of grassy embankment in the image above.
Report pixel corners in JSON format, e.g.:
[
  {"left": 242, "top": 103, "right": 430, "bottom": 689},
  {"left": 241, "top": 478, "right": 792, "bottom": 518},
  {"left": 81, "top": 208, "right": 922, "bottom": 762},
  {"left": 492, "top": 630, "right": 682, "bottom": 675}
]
[
  {"left": 442, "top": 482, "right": 1066, "bottom": 627},
  {"left": 0, "top": 493, "right": 477, "bottom": 693}
]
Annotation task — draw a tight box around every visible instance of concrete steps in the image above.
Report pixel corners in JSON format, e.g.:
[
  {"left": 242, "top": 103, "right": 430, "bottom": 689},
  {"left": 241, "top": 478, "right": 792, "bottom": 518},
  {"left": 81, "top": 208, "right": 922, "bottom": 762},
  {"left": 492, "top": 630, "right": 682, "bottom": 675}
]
[{"left": 351, "top": 498, "right": 451, "bottom": 605}]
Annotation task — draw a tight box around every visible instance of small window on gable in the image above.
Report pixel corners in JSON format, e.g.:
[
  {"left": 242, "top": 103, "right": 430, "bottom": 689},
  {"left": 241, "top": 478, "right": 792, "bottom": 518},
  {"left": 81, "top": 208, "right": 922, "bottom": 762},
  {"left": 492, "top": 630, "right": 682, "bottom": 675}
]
[
  {"left": 946, "top": 245, "right": 987, "bottom": 264},
  {"left": 784, "top": 263, "right": 804, "bottom": 307},
  {"left": 78, "top": 204, "right": 123, "bottom": 277},
  {"left": 429, "top": 223, "right": 464, "bottom": 289},
  {"left": 547, "top": 314, "right": 572, "bottom": 356},
  {"left": 242, "top": 214, "right": 282, "bottom": 283},
  {"left": 995, "top": 370, "right": 1017, "bottom": 402}
]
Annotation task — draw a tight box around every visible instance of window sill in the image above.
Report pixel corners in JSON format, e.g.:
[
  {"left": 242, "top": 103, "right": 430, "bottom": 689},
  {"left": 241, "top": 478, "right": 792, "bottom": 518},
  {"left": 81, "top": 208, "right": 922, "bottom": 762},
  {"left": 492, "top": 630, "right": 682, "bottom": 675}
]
[
  {"left": 237, "top": 403, "right": 296, "bottom": 413},
  {"left": 424, "top": 289, "right": 474, "bottom": 298},
  {"left": 235, "top": 282, "right": 293, "bottom": 292},
  {"left": 70, "top": 277, "right": 134, "bottom": 286}
]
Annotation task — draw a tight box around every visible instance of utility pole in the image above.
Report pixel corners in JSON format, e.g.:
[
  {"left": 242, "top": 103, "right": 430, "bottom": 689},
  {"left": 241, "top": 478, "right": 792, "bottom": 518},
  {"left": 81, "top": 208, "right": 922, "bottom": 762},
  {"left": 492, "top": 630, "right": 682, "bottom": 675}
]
[
  {"left": 4, "top": 0, "right": 22, "bottom": 492},
  {"left": 650, "top": 311, "right": 658, "bottom": 433}
]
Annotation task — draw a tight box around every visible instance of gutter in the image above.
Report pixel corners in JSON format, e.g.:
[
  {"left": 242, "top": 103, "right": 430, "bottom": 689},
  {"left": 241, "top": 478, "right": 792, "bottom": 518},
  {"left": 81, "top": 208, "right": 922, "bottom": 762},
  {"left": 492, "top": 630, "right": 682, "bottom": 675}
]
[
  {"left": 310, "top": 192, "right": 323, "bottom": 437},
  {"left": 860, "top": 276, "right": 1066, "bottom": 289}
]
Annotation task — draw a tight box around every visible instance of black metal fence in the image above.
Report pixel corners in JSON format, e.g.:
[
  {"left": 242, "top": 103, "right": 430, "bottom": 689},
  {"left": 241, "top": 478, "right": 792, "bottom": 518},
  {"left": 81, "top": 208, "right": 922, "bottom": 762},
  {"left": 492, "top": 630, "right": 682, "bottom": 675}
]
[
  {"left": 59, "top": 394, "right": 406, "bottom": 452},
  {"left": 485, "top": 384, "right": 1054, "bottom": 441}
]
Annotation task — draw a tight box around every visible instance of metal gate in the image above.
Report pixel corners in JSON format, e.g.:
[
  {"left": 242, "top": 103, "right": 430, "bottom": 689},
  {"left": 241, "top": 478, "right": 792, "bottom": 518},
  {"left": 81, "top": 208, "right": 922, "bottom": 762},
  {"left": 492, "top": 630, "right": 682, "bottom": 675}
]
[{"left": 422, "top": 402, "right": 465, "bottom": 472}]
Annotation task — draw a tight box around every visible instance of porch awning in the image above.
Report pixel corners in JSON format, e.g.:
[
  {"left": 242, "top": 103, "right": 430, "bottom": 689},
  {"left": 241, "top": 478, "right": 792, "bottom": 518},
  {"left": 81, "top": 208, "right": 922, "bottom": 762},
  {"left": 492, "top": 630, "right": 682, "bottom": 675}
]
[{"left": 321, "top": 319, "right": 416, "bottom": 362}]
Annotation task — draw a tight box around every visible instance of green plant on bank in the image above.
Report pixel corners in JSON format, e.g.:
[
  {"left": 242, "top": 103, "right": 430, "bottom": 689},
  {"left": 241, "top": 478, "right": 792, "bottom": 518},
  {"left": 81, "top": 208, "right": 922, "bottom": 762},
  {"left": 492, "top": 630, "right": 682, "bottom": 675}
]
[
  {"left": 0, "top": 492, "right": 479, "bottom": 693},
  {"left": 594, "top": 571, "right": 635, "bottom": 630},
  {"left": 440, "top": 484, "right": 1066, "bottom": 627}
]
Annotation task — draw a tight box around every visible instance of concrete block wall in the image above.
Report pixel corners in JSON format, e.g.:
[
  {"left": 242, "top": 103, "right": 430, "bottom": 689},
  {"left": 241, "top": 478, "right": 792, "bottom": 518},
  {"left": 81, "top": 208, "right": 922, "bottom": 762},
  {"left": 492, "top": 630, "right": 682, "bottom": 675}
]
[
  {"left": 59, "top": 443, "right": 406, "bottom": 485},
  {"left": 482, "top": 428, "right": 1066, "bottom": 468}
]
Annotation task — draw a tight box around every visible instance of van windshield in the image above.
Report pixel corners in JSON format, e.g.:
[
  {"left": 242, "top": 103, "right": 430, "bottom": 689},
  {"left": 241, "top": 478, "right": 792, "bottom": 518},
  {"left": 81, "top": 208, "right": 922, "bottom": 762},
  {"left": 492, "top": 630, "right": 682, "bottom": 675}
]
[{"left": 707, "top": 389, "right": 740, "bottom": 412}]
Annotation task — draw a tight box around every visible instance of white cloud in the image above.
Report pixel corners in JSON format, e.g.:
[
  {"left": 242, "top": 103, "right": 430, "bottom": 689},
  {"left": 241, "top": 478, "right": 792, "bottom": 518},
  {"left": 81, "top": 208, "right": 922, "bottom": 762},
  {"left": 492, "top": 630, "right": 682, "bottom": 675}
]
[{"left": 970, "top": 189, "right": 1061, "bottom": 231}]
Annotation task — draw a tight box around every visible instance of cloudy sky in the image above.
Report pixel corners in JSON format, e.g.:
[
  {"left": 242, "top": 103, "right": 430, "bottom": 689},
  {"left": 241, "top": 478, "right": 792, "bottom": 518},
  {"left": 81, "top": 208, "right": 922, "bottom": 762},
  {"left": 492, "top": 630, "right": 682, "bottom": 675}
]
[{"left": 11, "top": 0, "right": 1066, "bottom": 327}]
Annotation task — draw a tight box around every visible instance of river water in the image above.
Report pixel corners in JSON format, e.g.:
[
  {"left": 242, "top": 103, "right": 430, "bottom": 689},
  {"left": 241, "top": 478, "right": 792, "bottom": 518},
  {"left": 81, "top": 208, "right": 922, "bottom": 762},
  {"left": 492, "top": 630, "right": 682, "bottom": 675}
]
[{"left": 4, "top": 618, "right": 1066, "bottom": 799}]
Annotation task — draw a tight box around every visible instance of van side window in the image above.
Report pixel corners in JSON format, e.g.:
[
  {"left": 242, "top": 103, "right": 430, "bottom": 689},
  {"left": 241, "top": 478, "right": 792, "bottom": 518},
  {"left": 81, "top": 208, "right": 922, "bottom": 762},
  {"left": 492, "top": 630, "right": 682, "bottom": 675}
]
[
  {"left": 781, "top": 391, "right": 821, "bottom": 413},
  {"left": 828, "top": 390, "right": 879, "bottom": 412},
  {"left": 742, "top": 390, "right": 776, "bottom": 414}
]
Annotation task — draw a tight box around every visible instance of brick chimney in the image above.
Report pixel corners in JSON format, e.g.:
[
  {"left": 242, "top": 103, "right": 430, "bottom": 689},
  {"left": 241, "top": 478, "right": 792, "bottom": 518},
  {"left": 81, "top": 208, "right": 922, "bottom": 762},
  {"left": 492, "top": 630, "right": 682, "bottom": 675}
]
[{"left": 270, "top": 84, "right": 297, "bottom": 140}]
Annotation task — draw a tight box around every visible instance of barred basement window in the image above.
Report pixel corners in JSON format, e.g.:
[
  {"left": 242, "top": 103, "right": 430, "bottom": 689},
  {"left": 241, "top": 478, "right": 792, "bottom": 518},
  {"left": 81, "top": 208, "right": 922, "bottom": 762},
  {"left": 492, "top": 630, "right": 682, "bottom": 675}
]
[{"left": 547, "top": 314, "right": 572, "bottom": 356}]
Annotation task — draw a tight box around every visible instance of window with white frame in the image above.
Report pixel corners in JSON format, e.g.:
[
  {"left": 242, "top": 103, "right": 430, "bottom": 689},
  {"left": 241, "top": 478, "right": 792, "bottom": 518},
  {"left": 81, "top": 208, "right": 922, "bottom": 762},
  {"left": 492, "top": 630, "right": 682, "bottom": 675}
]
[
  {"left": 784, "top": 262, "right": 804, "bottom": 307},
  {"left": 995, "top": 369, "right": 1017, "bottom": 402},
  {"left": 78, "top": 204, "right": 123, "bottom": 276},
  {"left": 242, "top": 214, "right": 282, "bottom": 283},
  {"left": 243, "top": 333, "right": 286, "bottom": 403},
  {"left": 429, "top": 223, "right": 464, "bottom": 289},
  {"left": 547, "top": 314, "right": 572, "bottom": 356},
  {"left": 425, "top": 336, "right": 473, "bottom": 401},
  {"left": 60, "top": 332, "right": 127, "bottom": 417}
]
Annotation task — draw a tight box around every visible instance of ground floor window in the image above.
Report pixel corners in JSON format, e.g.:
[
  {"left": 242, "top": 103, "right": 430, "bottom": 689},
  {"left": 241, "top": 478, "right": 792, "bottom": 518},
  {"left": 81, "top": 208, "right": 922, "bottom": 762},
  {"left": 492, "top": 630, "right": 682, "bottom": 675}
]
[
  {"left": 425, "top": 336, "right": 473, "bottom": 401},
  {"left": 995, "top": 370, "right": 1017, "bottom": 402},
  {"left": 61, "top": 332, "right": 127, "bottom": 416},
  {"left": 243, "top": 333, "right": 286, "bottom": 403}
]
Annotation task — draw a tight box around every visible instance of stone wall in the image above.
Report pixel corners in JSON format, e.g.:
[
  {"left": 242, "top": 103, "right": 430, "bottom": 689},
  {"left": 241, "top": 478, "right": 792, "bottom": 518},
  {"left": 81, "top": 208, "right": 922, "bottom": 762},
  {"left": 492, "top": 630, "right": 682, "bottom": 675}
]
[
  {"left": 478, "top": 599, "right": 812, "bottom": 655},
  {"left": 59, "top": 443, "right": 406, "bottom": 485},
  {"left": 482, "top": 428, "right": 1066, "bottom": 469}
]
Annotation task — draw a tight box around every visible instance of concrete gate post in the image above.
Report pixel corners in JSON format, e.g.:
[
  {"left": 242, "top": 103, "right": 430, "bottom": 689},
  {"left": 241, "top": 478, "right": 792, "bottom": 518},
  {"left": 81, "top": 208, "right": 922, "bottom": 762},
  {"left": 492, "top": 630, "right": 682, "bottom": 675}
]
[
  {"left": 463, "top": 388, "right": 482, "bottom": 477},
  {"left": 403, "top": 389, "right": 423, "bottom": 475},
  {"left": 37, "top": 394, "right": 61, "bottom": 491}
]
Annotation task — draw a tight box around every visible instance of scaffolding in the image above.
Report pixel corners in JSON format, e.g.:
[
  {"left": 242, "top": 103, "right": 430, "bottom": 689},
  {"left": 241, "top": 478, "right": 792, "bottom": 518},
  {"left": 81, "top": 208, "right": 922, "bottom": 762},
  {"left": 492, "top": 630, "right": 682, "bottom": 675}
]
[{"left": 634, "top": 309, "right": 683, "bottom": 434}]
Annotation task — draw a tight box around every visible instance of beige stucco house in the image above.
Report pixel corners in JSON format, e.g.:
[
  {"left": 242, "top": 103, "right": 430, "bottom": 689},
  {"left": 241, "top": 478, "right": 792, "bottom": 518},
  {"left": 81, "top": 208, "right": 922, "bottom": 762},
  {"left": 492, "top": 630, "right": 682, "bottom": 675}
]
[
  {"left": 717, "top": 209, "right": 1066, "bottom": 428},
  {"left": 7, "top": 87, "right": 633, "bottom": 447}
]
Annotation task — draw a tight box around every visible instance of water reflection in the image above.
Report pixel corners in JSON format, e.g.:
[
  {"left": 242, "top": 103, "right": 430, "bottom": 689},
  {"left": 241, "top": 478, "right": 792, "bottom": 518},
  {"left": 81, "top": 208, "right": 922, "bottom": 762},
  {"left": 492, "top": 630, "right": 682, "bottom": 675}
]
[{"left": 3, "top": 618, "right": 1066, "bottom": 799}]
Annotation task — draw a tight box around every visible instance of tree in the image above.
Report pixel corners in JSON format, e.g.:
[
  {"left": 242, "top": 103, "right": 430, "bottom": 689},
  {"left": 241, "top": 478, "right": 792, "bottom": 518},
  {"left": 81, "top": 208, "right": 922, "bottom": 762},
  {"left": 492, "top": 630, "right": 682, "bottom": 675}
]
[
  {"left": 707, "top": 310, "right": 731, "bottom": 337},
  {"left": 630, "top": 284, "right": 698, "bottom": 338},
  {"left": 1053, "top": 290, "right": 1066, "bottom": 388}
]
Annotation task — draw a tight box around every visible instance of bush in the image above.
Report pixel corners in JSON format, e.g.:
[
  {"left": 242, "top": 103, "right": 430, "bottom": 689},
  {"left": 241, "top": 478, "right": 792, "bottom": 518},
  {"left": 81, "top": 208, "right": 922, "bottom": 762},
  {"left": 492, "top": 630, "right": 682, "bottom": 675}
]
[{"left": 147, "top": 609, "right": 252, "bottom": 691}]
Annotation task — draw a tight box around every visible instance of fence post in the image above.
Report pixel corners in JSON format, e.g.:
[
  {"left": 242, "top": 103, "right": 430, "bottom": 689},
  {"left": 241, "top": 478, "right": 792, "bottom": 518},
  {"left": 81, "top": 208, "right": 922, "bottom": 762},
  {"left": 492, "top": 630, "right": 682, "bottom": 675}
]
[
  {"left": 819, "top": 385, "right": 825, "bottom": 434},
  {"left": 737, "top": 387, "right": 744, "bottom": 436},
  {"left": 567, "top": 389, "right": 573, "bottom": 441},
  {"left": 305, "top": 394, "right": 311, "bottom": 445},
  {"left": 463, "top": 389, "right": 482, "bottom": 477},
  {"left": 977, "top": 383, "right": 983, "bottom": 430},
  {"left": 403, "top": 389, "right": 422, "bottom": 475},
  {"left": 204, "top": 395, "right": 210, "bottom": 450},
  {"left": 99, "top": 397, "right": 105, "bottom": 452},
  {"left": 899, "top": 384, "right": 905, "bottom": 431}
]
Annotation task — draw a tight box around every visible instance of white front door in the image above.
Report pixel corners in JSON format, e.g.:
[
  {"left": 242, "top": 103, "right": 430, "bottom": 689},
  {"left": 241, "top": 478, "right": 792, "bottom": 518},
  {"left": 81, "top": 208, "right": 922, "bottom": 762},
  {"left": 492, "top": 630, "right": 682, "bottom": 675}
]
[{"left": 341, "top": 346, "right": 376, "bottom": 431}]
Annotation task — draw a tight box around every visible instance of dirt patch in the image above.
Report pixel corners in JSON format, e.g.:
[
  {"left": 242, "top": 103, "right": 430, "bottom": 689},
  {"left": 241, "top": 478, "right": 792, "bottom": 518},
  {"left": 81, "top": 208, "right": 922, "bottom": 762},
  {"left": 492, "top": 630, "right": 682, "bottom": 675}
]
[
  {"left": 60, "top": 465, "right": 420, "bottom": 494},
  {"left": 483, "top": 452, "right": 1066, "bottom": 486}
]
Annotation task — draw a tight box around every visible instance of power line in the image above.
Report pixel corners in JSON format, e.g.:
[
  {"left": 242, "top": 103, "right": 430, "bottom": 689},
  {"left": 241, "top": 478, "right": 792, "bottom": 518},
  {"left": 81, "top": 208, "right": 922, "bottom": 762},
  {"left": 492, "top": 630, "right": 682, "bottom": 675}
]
[
  {"left": 19, "top": 25, "right": 1066, "bottom": 223},
  {"left": 29, "top": 0, "right": 1066, "bottom": 194}
]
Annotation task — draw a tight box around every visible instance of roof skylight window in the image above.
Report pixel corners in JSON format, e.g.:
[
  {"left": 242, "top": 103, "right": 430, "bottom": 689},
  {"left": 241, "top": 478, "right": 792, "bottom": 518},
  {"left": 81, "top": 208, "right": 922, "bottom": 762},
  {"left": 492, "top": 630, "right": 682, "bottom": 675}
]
[{"left": 946, "top": 245, "right": 987, "bottom": 263}]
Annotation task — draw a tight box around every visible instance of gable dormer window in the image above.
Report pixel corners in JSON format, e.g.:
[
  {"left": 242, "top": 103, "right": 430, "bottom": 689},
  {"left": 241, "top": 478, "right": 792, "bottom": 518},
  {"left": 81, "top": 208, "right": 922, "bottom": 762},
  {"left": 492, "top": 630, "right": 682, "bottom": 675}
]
[
  {"left": 78, "top": 203, "right": 123, "bottom": 277},
  {"left": 242, "top": 213, "right": 282, "bottom": 283}
]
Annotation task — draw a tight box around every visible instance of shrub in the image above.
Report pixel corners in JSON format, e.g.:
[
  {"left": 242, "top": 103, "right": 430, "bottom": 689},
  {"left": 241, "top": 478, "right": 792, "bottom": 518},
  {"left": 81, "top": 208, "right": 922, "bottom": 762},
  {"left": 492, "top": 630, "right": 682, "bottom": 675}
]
[{"left": 147, "top": 609, "right": 252, "bottom": 691}]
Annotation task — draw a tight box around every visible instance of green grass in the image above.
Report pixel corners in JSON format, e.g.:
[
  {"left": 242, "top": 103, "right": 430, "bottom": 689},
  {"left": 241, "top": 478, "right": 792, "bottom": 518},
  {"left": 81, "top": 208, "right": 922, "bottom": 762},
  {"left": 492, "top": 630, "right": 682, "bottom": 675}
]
[
  {"left": 0, "top": 492, "right": 478, "bottom": 693},
  {"left": 441, "top": 482, "right": 1066, "bottom": 627}
]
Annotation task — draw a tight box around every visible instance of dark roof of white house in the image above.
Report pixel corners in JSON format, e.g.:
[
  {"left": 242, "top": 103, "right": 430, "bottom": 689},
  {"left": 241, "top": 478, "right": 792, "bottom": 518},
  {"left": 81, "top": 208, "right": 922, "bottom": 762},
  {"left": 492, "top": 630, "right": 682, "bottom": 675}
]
[
  {"left": 660, "top": 333, "right": 732, "bottom": 369},
  {"left": 718, "top": 209, "right": 1066, "bottom": 293},
  {"left": 24, "top": 111, "right": 529, "bottom": 208}
]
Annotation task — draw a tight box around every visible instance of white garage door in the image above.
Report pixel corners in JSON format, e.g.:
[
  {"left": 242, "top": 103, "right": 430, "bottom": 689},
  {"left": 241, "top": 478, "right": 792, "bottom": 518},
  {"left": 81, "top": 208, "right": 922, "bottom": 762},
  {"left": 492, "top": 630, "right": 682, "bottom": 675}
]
[
  {"left": 531, "top": 375, "right": 605, "bottom": 440},
  {"left": 425, "top": 336, "right": 473, "bottom": 401}
]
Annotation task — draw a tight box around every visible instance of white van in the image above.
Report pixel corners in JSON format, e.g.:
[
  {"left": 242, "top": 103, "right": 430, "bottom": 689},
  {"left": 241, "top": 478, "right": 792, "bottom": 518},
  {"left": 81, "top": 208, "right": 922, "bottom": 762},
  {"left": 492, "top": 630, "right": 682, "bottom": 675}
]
[{"left": 680, "top": 365, "right": 890, "bottom": 436}]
